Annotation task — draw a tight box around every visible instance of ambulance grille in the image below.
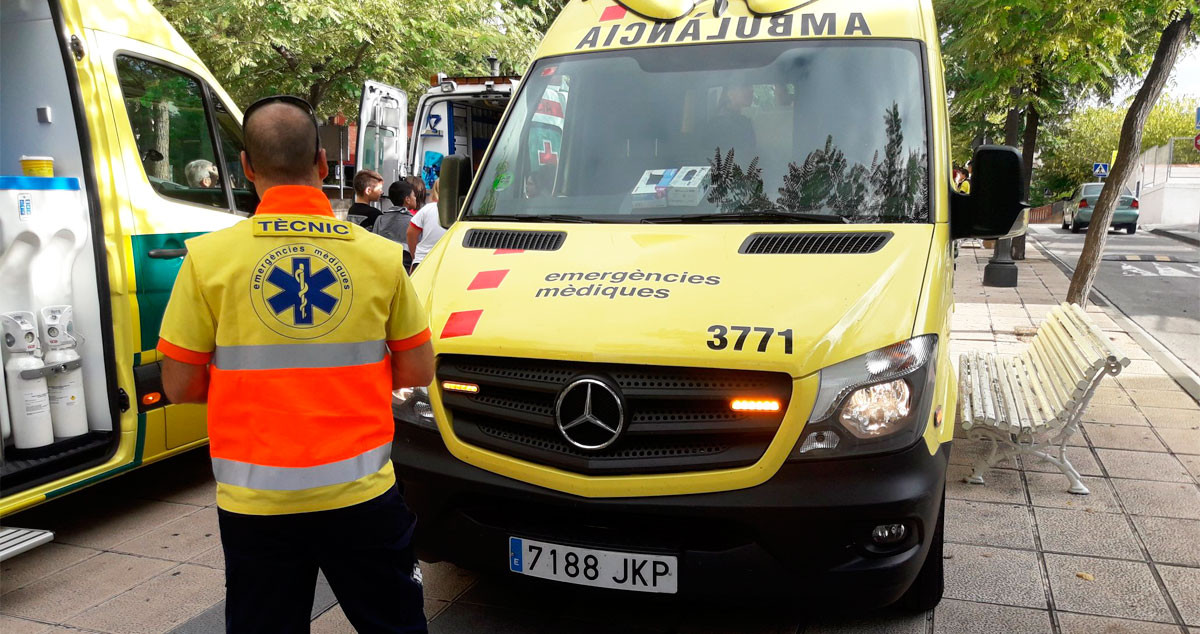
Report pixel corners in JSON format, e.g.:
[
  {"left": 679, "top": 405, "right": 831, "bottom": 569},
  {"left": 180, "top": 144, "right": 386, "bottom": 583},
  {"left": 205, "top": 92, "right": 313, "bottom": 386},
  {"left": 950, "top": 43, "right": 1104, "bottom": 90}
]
[
  {"left": 437, "top": 355, "right": 790, "bottom": 475},
  {"left": 462, "top": 228, "right": 566, "bottom": 251},
  {"left": 739, "top": 231, "right": 893, "bottom": 255}
]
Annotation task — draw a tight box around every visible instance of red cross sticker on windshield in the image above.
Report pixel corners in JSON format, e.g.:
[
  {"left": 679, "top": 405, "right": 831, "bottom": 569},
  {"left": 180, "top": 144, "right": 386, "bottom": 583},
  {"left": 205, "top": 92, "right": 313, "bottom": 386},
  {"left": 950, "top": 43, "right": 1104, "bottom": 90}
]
[{"left": 539, "top": 140, "right": 558, "bottom": 165}]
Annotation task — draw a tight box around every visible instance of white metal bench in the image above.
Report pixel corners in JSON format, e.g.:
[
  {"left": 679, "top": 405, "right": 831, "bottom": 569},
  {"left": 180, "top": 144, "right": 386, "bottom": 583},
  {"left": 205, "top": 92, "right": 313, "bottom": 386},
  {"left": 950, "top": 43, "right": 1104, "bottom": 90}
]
[{"left": 958, "top": 303, "right": 1130, "bottom": 494}]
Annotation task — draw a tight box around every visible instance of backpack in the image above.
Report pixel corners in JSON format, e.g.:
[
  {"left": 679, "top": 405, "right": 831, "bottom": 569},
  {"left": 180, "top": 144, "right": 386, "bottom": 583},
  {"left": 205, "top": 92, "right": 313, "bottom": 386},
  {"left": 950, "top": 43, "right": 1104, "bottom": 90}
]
[{"left": 373, "top": 208, "right": 414, "bottom": 268}]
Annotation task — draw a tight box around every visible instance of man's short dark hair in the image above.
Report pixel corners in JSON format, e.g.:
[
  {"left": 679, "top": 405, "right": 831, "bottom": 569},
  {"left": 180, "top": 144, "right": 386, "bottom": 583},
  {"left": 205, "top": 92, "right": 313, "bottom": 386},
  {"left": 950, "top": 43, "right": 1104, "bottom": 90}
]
[
  {"left": 387, "top": 180, "right": 415, "bottom": 208},
  {"left": 354, "top": 170, "right": 384, "bottom": 196},
  {"left": 243, "top": 102, "right": 322, "bottom": 182}
]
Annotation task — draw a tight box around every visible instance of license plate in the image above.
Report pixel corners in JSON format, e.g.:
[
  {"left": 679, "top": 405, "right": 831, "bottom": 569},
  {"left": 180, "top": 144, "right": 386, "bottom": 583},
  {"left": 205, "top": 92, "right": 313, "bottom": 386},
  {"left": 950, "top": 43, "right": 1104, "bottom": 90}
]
[{"left": 508, "top": 537, "right": 678, "bottom": 594}]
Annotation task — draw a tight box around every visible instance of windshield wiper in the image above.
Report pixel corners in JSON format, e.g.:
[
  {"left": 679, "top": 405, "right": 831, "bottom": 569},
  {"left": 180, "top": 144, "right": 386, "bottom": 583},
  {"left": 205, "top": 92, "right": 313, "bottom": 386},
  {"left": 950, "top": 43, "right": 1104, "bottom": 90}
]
[
  {"left": 467, "top": 213, "right": 594, "bottom": 223},
  {"left": 641, "top": 211, "right": 851, "bottom": 224}
]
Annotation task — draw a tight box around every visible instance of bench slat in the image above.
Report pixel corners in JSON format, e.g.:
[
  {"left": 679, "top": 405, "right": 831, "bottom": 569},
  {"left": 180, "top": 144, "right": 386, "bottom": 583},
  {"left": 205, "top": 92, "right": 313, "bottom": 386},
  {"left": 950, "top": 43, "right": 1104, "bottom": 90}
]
[
  {"left": 971, "top": 352, "right": 993, "bottom": 425},
  {"left": 1050, "top": 307, "right": 1108, "bottom": 374},
  {"left": 1014, "top": 356, "right": 1051, "bottom": 431},
  {"left": 990, "top": 353, "right": 1019, "bottom": 432},
  {"left": 959, "top": 353, "right": 977, "bottom": 430},
  {"left": 1043, "top": 316, "right": 1100, "bottom": 381},
  {"left": 1031, "top": 334, "right": 1080, "bottom": 407},
  {"left": 1018, "top": 353, "right": 1058, "bottom": 429},
  {"left": 1000, "top": 356, "right": 1031, "bottom": 433},
  {"left": 1039, "top": 323, "right": 1092, "bottom": 396},
  {"left": 1064, "top": 303, "right": 1131, "bottom": 370}
]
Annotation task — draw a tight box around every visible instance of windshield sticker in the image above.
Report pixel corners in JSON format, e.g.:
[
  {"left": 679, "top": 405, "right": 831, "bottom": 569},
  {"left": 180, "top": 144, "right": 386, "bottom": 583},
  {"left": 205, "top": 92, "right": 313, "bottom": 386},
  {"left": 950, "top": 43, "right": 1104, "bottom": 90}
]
[
  {"left": 537, "top": 270, "right": 721, "bottom": 300},
  {"left": 575, "top": 13, "right": 870, "bottom": 50}
]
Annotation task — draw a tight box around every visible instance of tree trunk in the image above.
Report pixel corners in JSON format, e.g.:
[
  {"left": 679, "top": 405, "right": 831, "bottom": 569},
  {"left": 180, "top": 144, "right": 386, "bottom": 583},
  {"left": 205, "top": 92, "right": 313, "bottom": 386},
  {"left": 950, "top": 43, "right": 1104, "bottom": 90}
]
[
  {"left": 1003, "top": 105, "right": 1023, "bottom": 147},
  {"left": 1021, "top": 105, "right": 1039, "bottom": 192},
  {"left": 1067, "top": 9, "right": 1193, "bottom": 306},
  {"left": 153, "top": 101, "right": 171, "bottom": 181}
]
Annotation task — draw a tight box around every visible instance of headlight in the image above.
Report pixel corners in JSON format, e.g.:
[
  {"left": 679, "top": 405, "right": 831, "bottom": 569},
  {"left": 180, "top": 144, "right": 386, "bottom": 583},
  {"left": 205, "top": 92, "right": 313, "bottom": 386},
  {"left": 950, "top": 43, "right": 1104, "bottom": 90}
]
[
  {"left": 790, "top": 335, "right": 937, "bottom": 460},
  {"left": 393, "top": 386, "right": 437, "bottom": 431}
]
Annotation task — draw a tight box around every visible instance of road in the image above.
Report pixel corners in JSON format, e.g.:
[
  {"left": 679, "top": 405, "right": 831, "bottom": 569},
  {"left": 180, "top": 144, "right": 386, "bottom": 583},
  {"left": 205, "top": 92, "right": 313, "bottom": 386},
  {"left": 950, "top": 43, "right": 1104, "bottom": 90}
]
[{"left": 1028, "top": 225, "right": 1200, "bottom": 376}]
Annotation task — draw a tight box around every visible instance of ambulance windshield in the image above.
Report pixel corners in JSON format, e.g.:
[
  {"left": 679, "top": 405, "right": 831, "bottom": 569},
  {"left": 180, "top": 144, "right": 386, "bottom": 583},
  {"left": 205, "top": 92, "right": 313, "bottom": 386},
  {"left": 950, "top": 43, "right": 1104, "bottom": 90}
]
[{"left": 465, "top": 40, "right": 930, "bottom": 224}]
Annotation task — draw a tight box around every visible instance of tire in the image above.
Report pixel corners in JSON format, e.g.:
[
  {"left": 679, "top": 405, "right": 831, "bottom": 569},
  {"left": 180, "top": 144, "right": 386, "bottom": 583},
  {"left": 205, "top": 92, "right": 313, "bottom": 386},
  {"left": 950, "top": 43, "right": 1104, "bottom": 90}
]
[
  {"left": 896, "top": 488, "right": 945, "bottom": 612},
  {"left": 1126, "top": 224, "right": 1137, "bottom": 235},
  {"left": 1070, "top": 219, "right": 1081, "bottom": 234}
]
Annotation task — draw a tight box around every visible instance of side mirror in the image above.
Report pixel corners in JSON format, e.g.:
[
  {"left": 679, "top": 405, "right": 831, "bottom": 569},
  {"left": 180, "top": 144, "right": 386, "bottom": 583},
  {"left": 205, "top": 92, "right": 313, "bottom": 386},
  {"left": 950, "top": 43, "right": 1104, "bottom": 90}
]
[
  {"left": 437, "top": 155, "right": 472, "bottom": 230},
  {"left": 950, "top": 145, "right": 1028, "bottom": 240}
]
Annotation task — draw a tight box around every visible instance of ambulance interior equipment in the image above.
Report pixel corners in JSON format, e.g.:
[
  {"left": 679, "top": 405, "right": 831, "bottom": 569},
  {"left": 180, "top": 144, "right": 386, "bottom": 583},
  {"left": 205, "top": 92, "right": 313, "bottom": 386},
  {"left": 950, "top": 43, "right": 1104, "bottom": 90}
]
[
  {"left": 1, "top": 0, "right": 116, "bottom": 493},
  {"left": 357, "top": 75, "right": 516, "bottom": 202}
]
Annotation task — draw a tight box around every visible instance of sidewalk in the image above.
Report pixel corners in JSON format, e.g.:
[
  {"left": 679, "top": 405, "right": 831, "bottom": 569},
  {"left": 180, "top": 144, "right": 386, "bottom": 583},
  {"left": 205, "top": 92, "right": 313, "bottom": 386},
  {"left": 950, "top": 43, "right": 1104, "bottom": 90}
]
[
  {"left": 1148, "top": 224, "right": 1200, "bottom": 247},
  {"left": 946, "top": 243, "right": 1200, "bottom": 634},
  {"left": 1, "top": 246, "right": 1198, "bottom": 633}
]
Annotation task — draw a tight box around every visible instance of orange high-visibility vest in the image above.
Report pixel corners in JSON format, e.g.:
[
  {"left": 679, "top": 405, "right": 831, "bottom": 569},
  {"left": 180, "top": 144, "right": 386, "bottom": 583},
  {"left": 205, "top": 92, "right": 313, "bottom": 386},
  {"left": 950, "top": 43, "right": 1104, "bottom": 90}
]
[{"left": 158, "top": 185, "right": 430, "bottom": 515}]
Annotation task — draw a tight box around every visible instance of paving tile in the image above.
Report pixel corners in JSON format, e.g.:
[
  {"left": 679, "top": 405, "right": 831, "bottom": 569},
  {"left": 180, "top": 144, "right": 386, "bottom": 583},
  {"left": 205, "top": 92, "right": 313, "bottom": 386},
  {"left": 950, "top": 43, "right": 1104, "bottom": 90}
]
[
  {"left": 1133, "top": 516, "right": 1200, "bottom": 566},
  {"left": 946, "top": 464, "right": 1027, "bottom": 504},
  {"left": 48, "top": 499, "right": 199, "bottom": 550},
  {"left": 1179, "top": 454, "right": 1200, "bottom": 481},
  {"left": 0, "top": 615, "right": 72, "bottom": 634},
  {"left": 1022, "top": 446, "right": 1103, "bottom": 477},
  {"left": 944, "top": 500, "right": 1035, "bottom": 549},
  {"left": 1127, "top": 390, "right": 1200, "bottom": 410},
  {"left": 1119, "top": 376, "right": 1188, "bottom": 392},
  {"left": 1026, "top": 473, "right": 1121, "bottom": 512},
  {"left": 427, "top": 602, "right": 577, "bottom": 634},
  {"left": 948, "top": 439, "right": 1019, "bottom": 470},
  {"left": 111, "top": 507, "right": 220, "bottom": 562},
  {"left": 1096, "top": 449, "right": 1193, "bottom": 482},
  {"left": 1123, "top": 360, "right": 1171, "bottom": 377},
  {"left": 943, "top": 543, "right": 1046, "bottom": 609},
  {"left": 804, "top": 608, "right": 926, "bottom": 634},
  {"left": 0, "top": 551, "right": 174, "bottom": 622},
  {"left": 1141, "top": 407, "right": 1200, "bottom": 430},
  {"left": 1082, "top": 405, "right": 1150, "bottom": 426},
  {"left": 1159, "top": 565, "right": 1200, "bottom": 626},
  {"left": 1043, "top": 554, "right": 1172, "bottom": 622},
  {"left": 128, "top": 450, "right": 216, "bottom": 507},
  {"left": 1157, "top": 428, "right": 1200, "bottom": 455},
  {"left": 0, "top": 543, "right": 99, "bottom": 593},
  {"left": 1056, "top": 612, "right": 1181, "bottom": 634},
  {"left": 1033, "top": 507, "right": 1142, "bottom": 559},
  {"left": 187, "top": 545, "right": 224, "bottom": 570},
  {"left": 1091, "top": 389, "right": 1135, "bottom": 407},
  {"left": 420, "top": 561, "right": 478, "bottom": 602},
  {"left": 1112, "top": 479, "right": 1200, "bottom": 519},
  {"left": 931, "top": 599, "right": 1050, "bottom": 634},
  {"left": 66, "top": 564, "right": 225, "bottom": 634},
  {"left": 1083, "top": 423, "right": 1167, "bottom": 452}
]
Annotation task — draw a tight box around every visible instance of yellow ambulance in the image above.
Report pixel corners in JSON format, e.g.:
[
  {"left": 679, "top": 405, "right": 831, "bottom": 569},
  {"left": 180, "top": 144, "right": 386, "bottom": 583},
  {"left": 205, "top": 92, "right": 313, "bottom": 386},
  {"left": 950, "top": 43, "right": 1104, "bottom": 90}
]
[
  {"left": 0, "top": 0, "right": 252, "bottom": 549},
  {"left": 394, "top": 0, "right": 1025, "bottom": 608}
]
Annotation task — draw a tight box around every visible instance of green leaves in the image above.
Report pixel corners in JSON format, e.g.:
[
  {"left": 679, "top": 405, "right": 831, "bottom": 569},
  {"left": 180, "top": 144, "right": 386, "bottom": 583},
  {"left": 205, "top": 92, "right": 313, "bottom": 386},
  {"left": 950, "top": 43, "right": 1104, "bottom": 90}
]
[{"left": 153, "top": 0, "right": 545, "bottom": 117}]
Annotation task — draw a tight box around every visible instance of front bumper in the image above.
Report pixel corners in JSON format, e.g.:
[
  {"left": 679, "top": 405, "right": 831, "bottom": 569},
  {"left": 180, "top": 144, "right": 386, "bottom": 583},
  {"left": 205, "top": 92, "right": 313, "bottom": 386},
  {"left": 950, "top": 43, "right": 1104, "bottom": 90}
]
[{"left": 392, "top": 426, "right": 949, "bottom": 604}]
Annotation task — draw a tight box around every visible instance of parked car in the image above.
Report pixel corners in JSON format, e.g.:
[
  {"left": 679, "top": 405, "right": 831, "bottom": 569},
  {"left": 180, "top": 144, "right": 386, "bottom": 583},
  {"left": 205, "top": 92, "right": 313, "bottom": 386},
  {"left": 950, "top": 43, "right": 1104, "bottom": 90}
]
[{"left": 1062, "top": 182, "right": 1139, "bottom": 234}]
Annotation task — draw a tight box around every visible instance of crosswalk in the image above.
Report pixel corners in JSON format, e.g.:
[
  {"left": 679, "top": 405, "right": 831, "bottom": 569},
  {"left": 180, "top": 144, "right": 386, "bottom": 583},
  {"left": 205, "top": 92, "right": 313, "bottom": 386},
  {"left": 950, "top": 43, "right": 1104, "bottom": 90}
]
[{"left": 1120, "top": 262, "right": 1200, "bottom": 277}]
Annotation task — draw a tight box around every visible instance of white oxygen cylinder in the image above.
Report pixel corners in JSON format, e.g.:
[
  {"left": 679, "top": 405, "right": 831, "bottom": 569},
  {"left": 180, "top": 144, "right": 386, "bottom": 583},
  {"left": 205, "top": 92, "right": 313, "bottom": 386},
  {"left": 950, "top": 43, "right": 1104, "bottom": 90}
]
[
  {"left": 2, "top": 312, "right": 54, "bottom": 449},
  {"left": 40, "top": 306, "right": 87, "bottom": 439}
]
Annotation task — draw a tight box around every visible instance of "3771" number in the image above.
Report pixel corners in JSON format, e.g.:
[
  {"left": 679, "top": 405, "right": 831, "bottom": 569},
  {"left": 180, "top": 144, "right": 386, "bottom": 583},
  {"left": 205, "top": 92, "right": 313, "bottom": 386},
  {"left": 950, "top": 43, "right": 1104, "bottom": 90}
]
[{"left": 707, "top": 325, "right": 793, "bottom": 354}]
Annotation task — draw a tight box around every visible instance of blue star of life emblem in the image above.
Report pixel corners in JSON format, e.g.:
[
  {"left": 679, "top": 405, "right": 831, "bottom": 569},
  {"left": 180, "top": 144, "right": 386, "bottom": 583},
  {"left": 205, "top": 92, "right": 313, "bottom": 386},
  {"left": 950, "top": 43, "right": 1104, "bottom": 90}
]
[
  {"left": 266, "top": 257, "right": 338, "bottom": 325},
  {"left": 251, "top": 244, "right": 353, "bottom": 339}
]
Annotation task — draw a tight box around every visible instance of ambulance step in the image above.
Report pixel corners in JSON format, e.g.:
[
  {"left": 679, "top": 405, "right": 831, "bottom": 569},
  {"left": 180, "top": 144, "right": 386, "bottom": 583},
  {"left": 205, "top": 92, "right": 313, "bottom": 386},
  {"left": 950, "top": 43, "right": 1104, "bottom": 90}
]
[{"left": 0, "top": 527, "right": 54, "bottom": 562}]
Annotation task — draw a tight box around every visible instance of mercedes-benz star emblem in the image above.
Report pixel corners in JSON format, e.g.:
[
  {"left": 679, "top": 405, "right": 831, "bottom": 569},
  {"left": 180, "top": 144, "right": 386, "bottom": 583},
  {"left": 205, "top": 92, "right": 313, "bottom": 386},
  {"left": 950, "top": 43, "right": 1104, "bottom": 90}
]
[{"left": 555, "top": 378, "right": 625, "bottom": 451}]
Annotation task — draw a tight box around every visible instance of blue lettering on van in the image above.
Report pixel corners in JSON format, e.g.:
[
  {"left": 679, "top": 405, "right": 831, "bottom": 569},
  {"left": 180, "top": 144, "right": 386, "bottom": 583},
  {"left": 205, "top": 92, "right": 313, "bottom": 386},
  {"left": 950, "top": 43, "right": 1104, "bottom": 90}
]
[{"left": 575, "top": 12, "right": 869, "bottom": 49}]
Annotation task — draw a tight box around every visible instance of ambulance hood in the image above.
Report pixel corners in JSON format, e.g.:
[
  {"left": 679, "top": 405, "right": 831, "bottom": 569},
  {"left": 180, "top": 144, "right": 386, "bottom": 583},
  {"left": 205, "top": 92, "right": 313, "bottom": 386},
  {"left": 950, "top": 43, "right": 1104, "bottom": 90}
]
[{"left": 420, "top": 222, "right": 933, "bottom": 378}]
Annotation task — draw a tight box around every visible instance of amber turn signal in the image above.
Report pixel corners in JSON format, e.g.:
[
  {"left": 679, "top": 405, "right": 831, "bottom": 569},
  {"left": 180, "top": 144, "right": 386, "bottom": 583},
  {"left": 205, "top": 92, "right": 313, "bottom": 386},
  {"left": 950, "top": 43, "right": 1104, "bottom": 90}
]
[
  {"left": 730, "top": 399, "right": 781, "bottom": 412},
  {"left": 442, "top": 381, "right": 480, "bottom": 394},
  {"left": 141, "top": 392, "right": 162, "bottom": 406}
]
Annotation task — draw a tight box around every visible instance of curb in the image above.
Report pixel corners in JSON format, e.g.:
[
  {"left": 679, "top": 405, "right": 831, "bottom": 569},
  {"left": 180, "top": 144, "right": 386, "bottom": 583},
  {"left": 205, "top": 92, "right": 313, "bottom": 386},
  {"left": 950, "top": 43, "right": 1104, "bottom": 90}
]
[
  {"left": 1028, "top": 235, "right": 1200, "bottom": 404},
  {"left": 1149, "top": 228, "right": 1200, "bottom": 247}
]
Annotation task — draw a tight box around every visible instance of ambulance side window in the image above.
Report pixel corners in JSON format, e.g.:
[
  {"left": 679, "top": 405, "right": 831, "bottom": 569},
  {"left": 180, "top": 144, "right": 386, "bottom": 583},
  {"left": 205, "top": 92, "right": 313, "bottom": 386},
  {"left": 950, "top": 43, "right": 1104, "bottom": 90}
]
[
  {"left": 115, "top": 55, "right": 228, "bottom": 210},
  {"left": 214, "top": 99, "right": 259, "bottom": 214}
]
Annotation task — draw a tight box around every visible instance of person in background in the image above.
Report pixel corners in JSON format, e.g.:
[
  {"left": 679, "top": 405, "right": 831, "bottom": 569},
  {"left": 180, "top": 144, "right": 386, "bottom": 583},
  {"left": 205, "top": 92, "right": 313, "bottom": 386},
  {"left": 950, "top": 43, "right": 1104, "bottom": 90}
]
[
  {"left": 953, "top": 166, "right": 968, "bottom": 192},
  {"left": 376, "top": 180, "right": 417, "bottom": 270},
  {"left": 350, "top": 169, "right": 385, "bottom": 229},
  {"left": 405, "top": 175, "right": 427, "bottom": 210},
  {"left": 185, "top": 159, "right": 219, "bottom": 188},
  {"left": 158, "top": 95, "right": 433, "bottom": 632},
  {"left": 958, "top": 161, "right": 972, "bottom": 194},
  {"left": 407, "top": 178, "right": 446, "bottom": 274}
]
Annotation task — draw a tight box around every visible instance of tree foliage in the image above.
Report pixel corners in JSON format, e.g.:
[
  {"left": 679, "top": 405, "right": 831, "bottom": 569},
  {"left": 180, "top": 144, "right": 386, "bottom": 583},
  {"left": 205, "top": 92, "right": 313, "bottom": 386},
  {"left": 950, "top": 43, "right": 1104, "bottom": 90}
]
[
  {"left": 1034, "top": 94, "right": 1198, "bottom": 200},
  {"left": 153, "top": 0, "right": 545, "bottom": 117}
]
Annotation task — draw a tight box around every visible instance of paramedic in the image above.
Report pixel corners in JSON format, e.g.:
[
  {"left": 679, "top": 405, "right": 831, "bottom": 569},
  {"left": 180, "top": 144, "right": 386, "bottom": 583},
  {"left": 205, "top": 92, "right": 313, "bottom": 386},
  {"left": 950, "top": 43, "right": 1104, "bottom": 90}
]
[{"left": 158, "top": 95, "right": 434, "bottom": 633}]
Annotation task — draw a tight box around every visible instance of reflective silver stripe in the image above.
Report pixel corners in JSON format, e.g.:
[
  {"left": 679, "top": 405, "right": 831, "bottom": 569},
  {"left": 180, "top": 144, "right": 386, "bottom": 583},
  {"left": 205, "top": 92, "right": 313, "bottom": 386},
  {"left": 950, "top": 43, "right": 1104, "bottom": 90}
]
[
  {"left": 211, "top": 443, "right": 391, "bottom": 491},
  {"left": 213, "top": 340, "right": 385, "bottom": 370}
]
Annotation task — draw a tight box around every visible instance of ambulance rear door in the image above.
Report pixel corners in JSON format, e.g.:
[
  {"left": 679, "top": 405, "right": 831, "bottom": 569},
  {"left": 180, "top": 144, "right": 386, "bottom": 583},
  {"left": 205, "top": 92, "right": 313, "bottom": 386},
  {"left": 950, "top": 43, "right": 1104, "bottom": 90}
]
[{"left": 355, "top": 81, "right": 408, "bottom": 188}]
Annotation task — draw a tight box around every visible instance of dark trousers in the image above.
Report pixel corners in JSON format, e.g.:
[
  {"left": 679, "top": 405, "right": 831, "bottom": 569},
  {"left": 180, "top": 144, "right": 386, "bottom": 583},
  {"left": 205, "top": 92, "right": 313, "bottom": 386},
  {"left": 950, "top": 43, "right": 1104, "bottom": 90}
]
[{"left": 218, "top": 484, "right": 427, "bottom": 633}]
